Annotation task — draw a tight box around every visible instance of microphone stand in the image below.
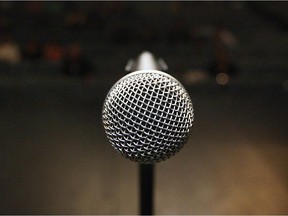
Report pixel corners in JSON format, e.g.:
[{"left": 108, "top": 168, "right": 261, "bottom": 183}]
[
  {"left": 126, "top": 51, "right": 168, "bottom": 215},
  {"left": 139, "top": 163, "right": 154, "bottom": 215}
]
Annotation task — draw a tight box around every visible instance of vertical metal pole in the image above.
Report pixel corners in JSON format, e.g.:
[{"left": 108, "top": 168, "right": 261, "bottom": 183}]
[{"left": 139, "top": 163, "right": 154, "bottom": 215}]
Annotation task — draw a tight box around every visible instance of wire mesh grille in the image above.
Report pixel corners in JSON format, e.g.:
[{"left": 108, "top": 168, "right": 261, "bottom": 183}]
[{"left": 102, "top": 70, "right": 194, "bottom": 163}]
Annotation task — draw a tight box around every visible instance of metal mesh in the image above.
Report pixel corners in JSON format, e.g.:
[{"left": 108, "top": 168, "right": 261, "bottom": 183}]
[{"left": 102, "top": 70, "right": 194, "bottom": 163}]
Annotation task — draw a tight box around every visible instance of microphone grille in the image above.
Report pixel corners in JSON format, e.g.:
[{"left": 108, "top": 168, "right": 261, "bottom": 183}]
[{"left": 102, "top": 70, "right": 194, "bottom": 163}]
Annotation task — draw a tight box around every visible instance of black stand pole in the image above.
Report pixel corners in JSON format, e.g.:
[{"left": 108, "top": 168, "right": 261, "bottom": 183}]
[{"left": 139, "top": 163, "right": 154, "bottom": 215}]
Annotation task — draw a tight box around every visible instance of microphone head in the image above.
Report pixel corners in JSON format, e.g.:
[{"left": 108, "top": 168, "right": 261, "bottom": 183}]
[{"left": 102, "top": 70, "right": 194, "bottom": 164}]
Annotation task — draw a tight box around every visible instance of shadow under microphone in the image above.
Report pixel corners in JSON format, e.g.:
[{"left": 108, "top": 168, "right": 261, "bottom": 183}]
[{"left": 102, "top": 51, "right": 194, "bottom": 164}]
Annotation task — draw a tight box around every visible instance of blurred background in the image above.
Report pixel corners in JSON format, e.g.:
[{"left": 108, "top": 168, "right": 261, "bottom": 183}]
[{"left": 0, "top": 1, "right": 288, "bottom": 214}]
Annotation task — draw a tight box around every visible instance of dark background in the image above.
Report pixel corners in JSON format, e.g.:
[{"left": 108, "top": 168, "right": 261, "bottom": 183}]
[{"left": 0, "top": 1, "right": 288, "bottom": 214}]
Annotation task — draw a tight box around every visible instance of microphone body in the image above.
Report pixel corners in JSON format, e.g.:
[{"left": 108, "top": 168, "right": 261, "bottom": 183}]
[{"left": 102, "top": 52, "right": 194, "bottom": 163}]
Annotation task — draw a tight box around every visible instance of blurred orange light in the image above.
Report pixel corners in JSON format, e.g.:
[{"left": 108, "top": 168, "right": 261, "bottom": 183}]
[{"left": 216, "top": 73, "right": 229, "bottom": 85}]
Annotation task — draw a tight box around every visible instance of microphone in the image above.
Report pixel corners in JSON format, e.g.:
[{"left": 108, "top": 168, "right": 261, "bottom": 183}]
[{"left": 102, "top": 51, "right": 194, "bottom": 163}]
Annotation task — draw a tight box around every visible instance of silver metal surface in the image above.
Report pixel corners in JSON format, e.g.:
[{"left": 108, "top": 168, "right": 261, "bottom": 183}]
[
  {"left": 125, "top": 51, "right": 168, "bottom": 72},
  {"left": 102, "top": 70, "right": 194, "bottom": 163}
]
